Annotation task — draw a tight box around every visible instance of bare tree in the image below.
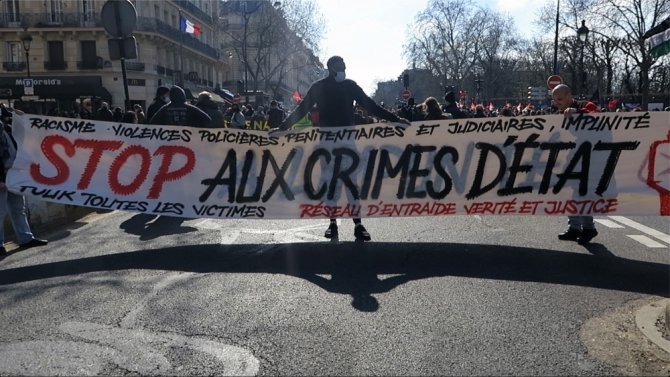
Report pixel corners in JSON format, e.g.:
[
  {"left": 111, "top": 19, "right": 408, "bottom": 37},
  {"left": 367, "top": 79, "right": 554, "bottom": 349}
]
[
  {"left": 220, "top": 0, "right": 325, "bottom": 101},
  {"left": 591, "top": 0, "right": 670, "bottom": 108},
  {"left": 404, "top": 0, "right": 489, "bottom": 91}
]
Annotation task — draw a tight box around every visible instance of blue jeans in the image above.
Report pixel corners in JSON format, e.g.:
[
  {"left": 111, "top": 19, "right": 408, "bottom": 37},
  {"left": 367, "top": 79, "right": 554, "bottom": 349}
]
[
  {"left": 0, "top": 189, "right": 34, "bottom": 245},
  {"left": 568, "top": 216, "right": 595, "bottom": 230}
]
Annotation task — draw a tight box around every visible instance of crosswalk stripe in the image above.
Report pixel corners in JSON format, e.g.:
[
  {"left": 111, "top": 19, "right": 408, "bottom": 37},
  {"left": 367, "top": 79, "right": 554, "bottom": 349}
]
[
  {"left": 609, "top": 216, "right": 670, "bottom": 245},
  {"left": 594, "top": 219, "right": 625, "bottom": 229},
  {"left": 626, "top": 235, "right": 668, "bottom": 248}
]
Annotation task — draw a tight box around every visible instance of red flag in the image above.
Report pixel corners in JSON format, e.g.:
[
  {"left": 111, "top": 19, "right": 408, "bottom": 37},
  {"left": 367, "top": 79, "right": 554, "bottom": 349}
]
[
  {"left": 470, "top": 99, "right": 477, "bottom": 111},
  {"left": 292, "top": 89, "right": 303, "bottom": 103},
  {"left": 607, "top": 98, "right": 619, "bottom": 110}
]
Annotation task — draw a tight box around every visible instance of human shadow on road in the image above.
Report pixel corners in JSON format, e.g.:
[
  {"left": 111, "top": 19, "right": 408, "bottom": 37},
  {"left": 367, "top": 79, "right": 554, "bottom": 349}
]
[
  {"left": 119, "top": 214, "right": 197, "bottom": 241},
  {"left": 0, "top": 241, "right": 667, "bottom": 312}
]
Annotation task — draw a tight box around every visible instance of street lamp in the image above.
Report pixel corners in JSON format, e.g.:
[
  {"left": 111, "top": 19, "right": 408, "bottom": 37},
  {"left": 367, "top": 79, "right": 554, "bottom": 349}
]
[
  {"left": 20, "top": 31, "right": 32, "bottom": 77},
  {"left": 576, "top": 20, "right": 589, "bottom": 98}
]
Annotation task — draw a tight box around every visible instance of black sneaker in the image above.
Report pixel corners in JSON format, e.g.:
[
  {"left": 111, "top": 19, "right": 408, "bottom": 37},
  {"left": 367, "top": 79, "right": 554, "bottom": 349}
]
[
  {"left": 0, "top": 246, "right": 6, "bottom": 256},
  {"left": 578, "top": 229, "right": 598, "bottom": 245},
  {"left": 324, "top": 223, "right": 338, "bottom": 239},
  {"left": 557, "top": 228, "right": 581, "bottom": 241},
  {"left": 354, "top": 224, "right": 371, "bottom": 241},
  {"left": 19, "top": 238, "right": 48, "bottom": 249}
]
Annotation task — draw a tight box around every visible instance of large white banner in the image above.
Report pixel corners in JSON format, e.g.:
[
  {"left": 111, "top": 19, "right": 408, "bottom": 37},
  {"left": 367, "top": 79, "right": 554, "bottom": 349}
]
[{"left": 7, "top": 112, "right": 670, "bottom": 219}]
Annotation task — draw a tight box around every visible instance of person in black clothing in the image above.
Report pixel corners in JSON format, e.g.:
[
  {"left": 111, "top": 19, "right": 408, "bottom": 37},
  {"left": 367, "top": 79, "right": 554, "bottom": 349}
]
[
  {"left": 146, "top": 86, "right": 170, "bottom": 124},
  {"left": 196, "top": 91, "right": 224, "bottom": 128},
  {"left": 274, "top": 55, "right": 410, "bottom": 241},
  {"left": 266, "top": 100, "right": 285, "bottom": 129},
  {"left": 95, "top": 101, "right": 114, "bottom": 122},
  {"left": 149, "top": 85, "right": 211, "bottom": 127},
  {"left": 442, "top": 91, "right": 467, "bottom": 119},
  {"left": 551, "top": 83, "right": 599, "bottom": 245}
]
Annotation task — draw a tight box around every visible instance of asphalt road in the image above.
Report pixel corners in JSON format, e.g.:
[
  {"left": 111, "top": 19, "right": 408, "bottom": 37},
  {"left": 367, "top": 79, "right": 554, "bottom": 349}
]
[{"left": 0, "top": 212, "right": 668, "bottom": 375}]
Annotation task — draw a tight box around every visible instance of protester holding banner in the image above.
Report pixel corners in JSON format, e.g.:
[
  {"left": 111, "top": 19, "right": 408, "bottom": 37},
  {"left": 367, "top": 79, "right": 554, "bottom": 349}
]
[
  {"left": 0, "top": 109, "right": 47, "bottom": 256},
  {"left": 551, "top": 84, "right": 599, "bottom": 245},
  {"left": 272, "top": 55, "right": 410, "bottom": 241}
]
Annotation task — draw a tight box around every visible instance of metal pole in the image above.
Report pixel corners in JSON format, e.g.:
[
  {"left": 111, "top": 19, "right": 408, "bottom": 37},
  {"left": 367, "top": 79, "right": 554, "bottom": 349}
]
[
  {"left": 25, "top": 51, "right": 30, "bottom": 77},
  {"left": 553, "top": 0, "right": 560, "bottom": 75},
  {"left": 243, "top": 2, "right": 249, "bottom": 104},
  {"left": 121, "top": 57, "right": 130, "bottom": 111},
  {"left": 179, "top": 9, "right": 184, "bottom": 87},
  {"left": 579, "top": 42, "right": 585, "bottom": 99}
]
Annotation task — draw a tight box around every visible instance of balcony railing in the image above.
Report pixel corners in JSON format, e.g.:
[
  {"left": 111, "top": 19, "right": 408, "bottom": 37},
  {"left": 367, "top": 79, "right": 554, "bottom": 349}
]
[
  {"left": 136, "top": 17, "right": 219, "bottom": 60},
  {"left": 77, "top": 59, "right": 103, "bottom": 70},
  {"left": 44, "top": 61, "right": 68, "bottom": 70},
  {"left": 0, "top": 12, "right": 100, "bottom": 28},
  {"left": 3, "top": 61, "right": 26, "bottom": 71},
  {"left": 125, "top": 62, "right": 145, "bottom": 71}
]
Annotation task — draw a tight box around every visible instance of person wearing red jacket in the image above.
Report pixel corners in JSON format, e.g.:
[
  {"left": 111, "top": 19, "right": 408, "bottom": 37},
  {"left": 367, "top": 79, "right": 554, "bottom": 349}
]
[{"left": 551, "top": 84, "right": 599, "bottom": 245}]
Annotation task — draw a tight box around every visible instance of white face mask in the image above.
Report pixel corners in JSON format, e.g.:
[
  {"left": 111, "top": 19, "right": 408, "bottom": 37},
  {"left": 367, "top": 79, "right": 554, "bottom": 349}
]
[{"left": 334, "top": 71, "right": 346, "bottom": 82}]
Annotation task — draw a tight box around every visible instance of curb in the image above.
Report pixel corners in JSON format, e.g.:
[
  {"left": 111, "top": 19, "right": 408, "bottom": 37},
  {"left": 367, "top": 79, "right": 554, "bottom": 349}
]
[{"left": 635, "top": 298, "right": 670, "bottom": 354}]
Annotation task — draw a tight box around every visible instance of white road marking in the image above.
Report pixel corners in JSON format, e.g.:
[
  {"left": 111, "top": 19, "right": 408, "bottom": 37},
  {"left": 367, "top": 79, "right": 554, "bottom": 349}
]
[
  {"left": 626, "top": 235, "right": 667, "bottom": 248},
  {"left": 193, "top": 219, "right": 341, "bottom": 244},
  {"left": 593, "top": 219, "right": 625, "bottom": 229},
  {"left": 609, "top": 216, "right": 670, "bottom": 245}
]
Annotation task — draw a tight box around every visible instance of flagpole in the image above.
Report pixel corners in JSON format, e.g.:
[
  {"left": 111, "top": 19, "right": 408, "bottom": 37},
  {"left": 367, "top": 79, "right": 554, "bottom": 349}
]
[{"left": 179, "top": 8, "right": 184, "bottom": 87}]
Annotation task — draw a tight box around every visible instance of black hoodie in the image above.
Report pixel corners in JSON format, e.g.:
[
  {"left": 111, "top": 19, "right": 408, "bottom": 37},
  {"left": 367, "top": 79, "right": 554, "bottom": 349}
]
[{"left": 149, "top": 86, "right": 211, "bottom": 127}]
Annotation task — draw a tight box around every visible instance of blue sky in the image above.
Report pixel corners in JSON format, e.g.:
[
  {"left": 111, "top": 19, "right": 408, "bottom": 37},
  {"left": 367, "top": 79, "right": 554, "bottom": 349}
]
[{"left": 318, "top": 0, "right": 545, "bottom": 94}]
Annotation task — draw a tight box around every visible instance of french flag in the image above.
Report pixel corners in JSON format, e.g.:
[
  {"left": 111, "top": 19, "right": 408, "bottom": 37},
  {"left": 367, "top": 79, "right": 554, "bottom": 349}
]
[{"left": 180, "top": 15, "right": 201, "bottom": 36}]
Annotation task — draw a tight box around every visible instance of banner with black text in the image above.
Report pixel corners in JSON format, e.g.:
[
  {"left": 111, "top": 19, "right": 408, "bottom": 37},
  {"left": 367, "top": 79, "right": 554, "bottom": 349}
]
[{"left": 7, "top": 112, "right": 670, "bottom": 219}]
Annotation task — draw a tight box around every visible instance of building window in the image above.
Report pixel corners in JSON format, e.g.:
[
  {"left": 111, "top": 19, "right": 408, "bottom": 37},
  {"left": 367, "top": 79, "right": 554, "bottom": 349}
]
[
  {"left": 81, "top": 0, "right": 95, "bottom": 24},
  {"left": 47, "top": 41, "right": 66, "bottom": 69},
  {"left": 6, "top": 42, "right": 22, "bottom": 63},
  {"left": 5, "top": 0, "right": 21, "bottom": 25},
  {"left": 46, "top": 0, "right": 64, "bottom": 24},
  {"left": 80, "top": 41, "right": 97, "bottom": 68}
]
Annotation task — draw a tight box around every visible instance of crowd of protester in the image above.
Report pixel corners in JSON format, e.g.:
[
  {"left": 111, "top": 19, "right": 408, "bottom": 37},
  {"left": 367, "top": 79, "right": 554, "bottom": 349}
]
[{"left": 5, "top": 85, "right": 667, "bottom": 131}]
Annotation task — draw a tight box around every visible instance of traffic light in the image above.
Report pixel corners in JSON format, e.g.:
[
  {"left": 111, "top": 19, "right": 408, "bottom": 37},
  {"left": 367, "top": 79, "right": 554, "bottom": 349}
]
[
  {"left": 528, "top": 86, "right": 533, "bottom": 101},
  {"left": 403, "top": 73, "right": 409, "bottom": 88}
]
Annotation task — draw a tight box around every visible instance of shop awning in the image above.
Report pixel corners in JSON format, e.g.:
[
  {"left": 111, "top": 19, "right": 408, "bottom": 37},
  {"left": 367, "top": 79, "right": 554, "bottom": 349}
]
[{"left": 36, "top": 85, "right": 113, "bottom": 103}]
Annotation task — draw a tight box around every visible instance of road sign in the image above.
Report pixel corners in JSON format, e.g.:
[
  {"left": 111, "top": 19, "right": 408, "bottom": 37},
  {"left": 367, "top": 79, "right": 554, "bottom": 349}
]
[
  {"left": 402, "top": 89, "right": 411, "bottom": 100},
  {"left": 101, "top": 0, "right": 137, "bottom": 38},
  {"left": 546, "top": 75, "right": 563, "bottom": 90},
  {"left": 23, "top": 78, "right": 33, "bottom": 95}
]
